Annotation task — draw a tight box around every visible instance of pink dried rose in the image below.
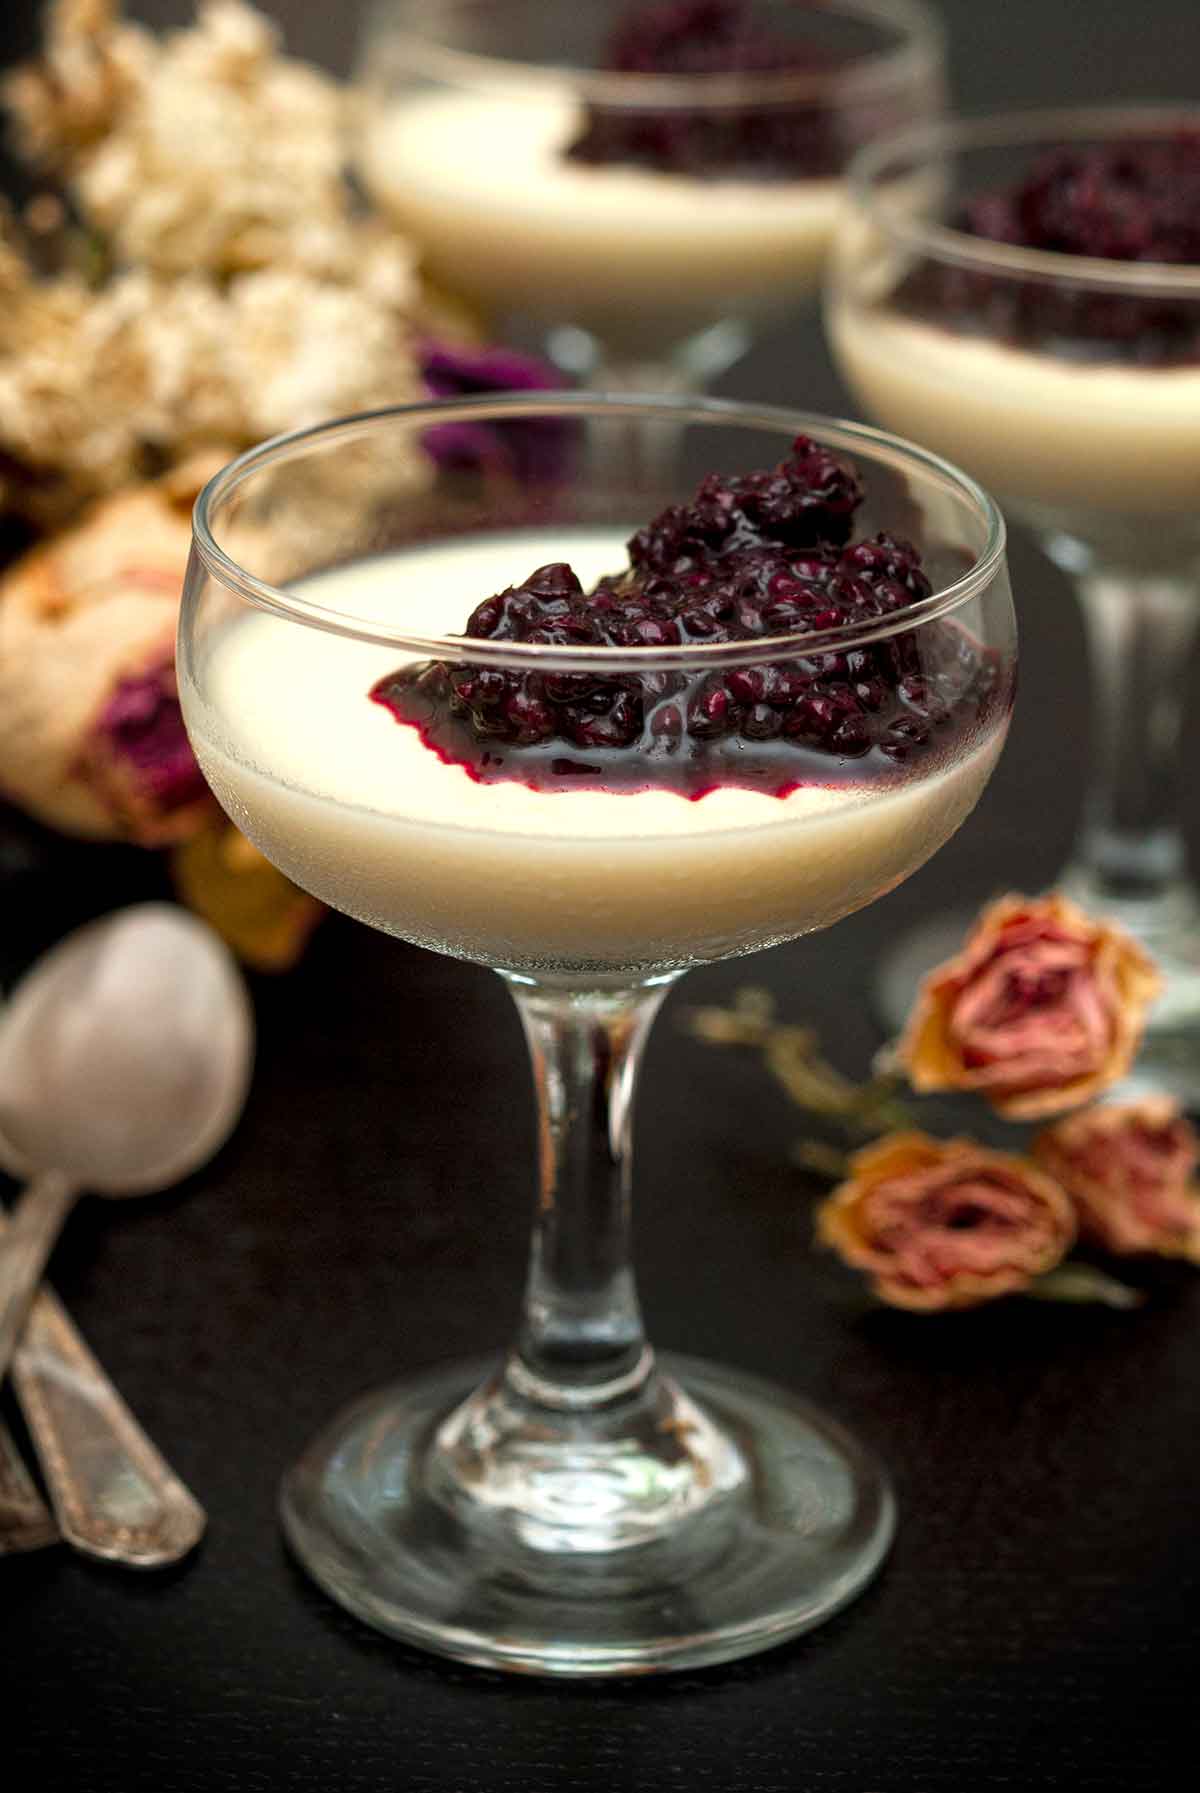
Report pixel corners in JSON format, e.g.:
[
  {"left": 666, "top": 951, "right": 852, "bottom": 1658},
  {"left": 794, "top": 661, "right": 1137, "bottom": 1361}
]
[
  {"left": 817, "top": 1131, "right": 1076, "bottom": 1310},
  {"left": 0, "top": 465, "right": 220, "bottom": 844},
  {"left": 898, "top": 892, "right": 1162, "bottom": 1120},
  {"left": 1033, "top": 1099, "right": 1200, "bottom": 1260}
]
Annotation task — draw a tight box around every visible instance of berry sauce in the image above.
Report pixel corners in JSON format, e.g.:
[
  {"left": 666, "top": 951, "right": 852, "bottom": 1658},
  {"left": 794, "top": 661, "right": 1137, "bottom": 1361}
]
[
  {"left": 896, "top": 135, "right": 1200, "bottom": 366},
  {"left": 563, "top": 0, "right": 845, "bottom": 180},
  {"left": 370, "top": 436, "right": 1002, "bottom": 800}
]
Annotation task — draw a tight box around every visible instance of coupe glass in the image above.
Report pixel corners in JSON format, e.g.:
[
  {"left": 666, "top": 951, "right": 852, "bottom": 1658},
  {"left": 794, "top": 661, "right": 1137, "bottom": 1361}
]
[
  {"left": 178, "top": 394, "right": 1014, "bottom": 1676},
  {"left": 827, "top": 107, "right": 1200, "bottom": 1092},
  {"left": 355, "top": 0, "right": 944, "bottom": 394}
]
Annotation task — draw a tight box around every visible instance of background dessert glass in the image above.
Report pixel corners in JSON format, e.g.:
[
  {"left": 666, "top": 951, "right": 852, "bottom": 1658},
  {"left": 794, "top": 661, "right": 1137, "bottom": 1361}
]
[
  {"left": 178, "top": 393, "right": 1014, "bottom": 1676},
  {"left": 827, "top": 107, "right": 1200, "bottom": 1092},
  {"left": 356, "top": 0, "right": 944, "bottom": 396}
]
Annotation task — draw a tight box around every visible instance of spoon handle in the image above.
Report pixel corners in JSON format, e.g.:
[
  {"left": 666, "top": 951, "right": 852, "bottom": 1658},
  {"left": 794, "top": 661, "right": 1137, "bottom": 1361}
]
[
  {"left": 0, "top": 1171, "right": 77, "bottom": 1383},
  {"left": 11, "top": 1279, "right": 207, "bottom": 1567},
  {"left": 0, "top": 1418, "right": 59, "bottom": 1554}
]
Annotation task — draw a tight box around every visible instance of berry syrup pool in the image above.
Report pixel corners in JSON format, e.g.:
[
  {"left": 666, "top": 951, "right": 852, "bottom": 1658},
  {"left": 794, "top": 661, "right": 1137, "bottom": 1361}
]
[{"left": 185, "top": 528, "right": 1006, "bottom": 979}]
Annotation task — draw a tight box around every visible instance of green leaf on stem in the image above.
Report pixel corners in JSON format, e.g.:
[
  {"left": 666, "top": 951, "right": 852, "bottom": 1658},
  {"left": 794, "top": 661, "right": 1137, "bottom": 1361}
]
[
  {"left": 686, "top": 988, "right": 914, "bottom": 1138},
  {"left": 1026, "top": 1264, "right": 1144, "bottom": 1309},
  {"left": 791, "top": 1140, "right": 854, "bottom": 1180}
]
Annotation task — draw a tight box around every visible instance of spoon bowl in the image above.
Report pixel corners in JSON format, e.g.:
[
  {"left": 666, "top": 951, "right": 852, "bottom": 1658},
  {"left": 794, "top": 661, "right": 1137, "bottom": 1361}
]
[{"left": 0, "top": 904, "right": 253, "bottom": 1194}]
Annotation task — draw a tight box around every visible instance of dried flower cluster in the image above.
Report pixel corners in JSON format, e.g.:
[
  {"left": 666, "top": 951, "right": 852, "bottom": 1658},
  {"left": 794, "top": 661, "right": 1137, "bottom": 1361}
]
[
  {"left": 0, "top": 0, "right": 433, "bottom": 530},
  {"left": 0, "top": 2, "right": 571, "bottom": 968},
  {"left": 0, "top": 0, "right": 455, "bottom": 970},
  {"left": 694, "top": 893, "right": 1200, "bottom": 1312},
  {"left": 0, "top": 8, "right": 579, "bottom": 983},
  {"left": 10, "top": 0, "right": 363, "bottom": 281}
]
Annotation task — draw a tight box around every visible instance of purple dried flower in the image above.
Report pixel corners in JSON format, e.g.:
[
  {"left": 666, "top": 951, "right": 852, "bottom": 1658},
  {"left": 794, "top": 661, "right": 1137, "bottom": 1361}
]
[
  {"left": 95, "top": 660, "right": 209, "bottom": 815},
  {"left": 420, "top": 342, "right": 573, "bottom": 484}
]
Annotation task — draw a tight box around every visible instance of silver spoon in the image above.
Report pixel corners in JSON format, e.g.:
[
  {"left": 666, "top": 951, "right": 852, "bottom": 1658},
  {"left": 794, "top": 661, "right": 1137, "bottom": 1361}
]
[
  {"left": 0, "top": 904, "right": 254, "bottom": 1563},
  {"left": 0, "top": 1418, "right": 58, "bottom": 1554}
]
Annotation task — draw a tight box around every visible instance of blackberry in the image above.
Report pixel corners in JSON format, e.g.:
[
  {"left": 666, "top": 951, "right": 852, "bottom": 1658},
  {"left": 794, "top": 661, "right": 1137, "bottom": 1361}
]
[
  {"left": 895, "top": 133, "right": 1200, "bottom": 367},
  {"left": 371, "top": 435, "right": 1005, "bottom": 797},
  {"left": 963, "top": 138, "right": 1200, "bottom": 264},
  {"left": 564, "top": 0, "right": 843, "bottom": 180}
]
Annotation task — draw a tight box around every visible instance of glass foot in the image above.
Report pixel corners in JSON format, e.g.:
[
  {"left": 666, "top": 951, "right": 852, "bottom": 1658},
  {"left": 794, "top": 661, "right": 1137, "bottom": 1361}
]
[{"left": 280, "top": 1353, "right": 895, "bottom": 1677}]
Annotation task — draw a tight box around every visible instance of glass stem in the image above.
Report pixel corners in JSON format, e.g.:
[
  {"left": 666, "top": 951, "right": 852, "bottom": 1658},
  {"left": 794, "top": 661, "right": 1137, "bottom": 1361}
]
[
  {"left": 545, "top": 318, "right": 751, "bottom": 492},
  {"left": 584, "top": 367, "right": 695, "bottom": 496},
  {"left": 1067, "top": 567, "right": 1200, "bottom": 907},
  {"left": 502, "top": 972, "right": 677, "bottom": 1408},
  {"left": 430, "top": 971, "right": 744, "bottom": 1550}
]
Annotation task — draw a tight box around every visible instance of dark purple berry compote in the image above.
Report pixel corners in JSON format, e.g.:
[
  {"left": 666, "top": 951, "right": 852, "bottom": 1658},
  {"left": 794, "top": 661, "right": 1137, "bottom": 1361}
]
[
  {"left": 370, "top": 435, "right": 1003, "bottom": 800},
  {"left": 897, "top": 135, "right": 1200, "bottom": 366},
  {"left": 961, "top": 137, "right": 1200, "bottom": 263},
  {"left": 564, "top": 1, "right": 844, "bottom": 180}
]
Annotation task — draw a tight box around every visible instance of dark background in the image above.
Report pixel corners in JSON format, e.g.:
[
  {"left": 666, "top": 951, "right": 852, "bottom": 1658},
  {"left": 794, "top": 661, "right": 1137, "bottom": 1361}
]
[{"left": 1, "top": 4, "right": 1197, "bottom": 1790}]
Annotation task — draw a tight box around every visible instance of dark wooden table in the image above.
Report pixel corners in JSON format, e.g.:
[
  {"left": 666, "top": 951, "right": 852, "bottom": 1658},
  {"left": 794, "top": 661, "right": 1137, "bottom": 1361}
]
[{"left": 3, "top": 3, "right": 1198, "bottom": 1788}]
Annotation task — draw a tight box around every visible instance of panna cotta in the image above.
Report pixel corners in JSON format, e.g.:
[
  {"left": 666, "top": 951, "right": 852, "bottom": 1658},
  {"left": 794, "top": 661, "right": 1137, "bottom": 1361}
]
[
  {"left": 830, "top": 306, "right": 1200, "bottom": 521},
  {"left": 830, "top": 132, "right": 1200, "bottom": 538},
  {"left": 185, "top": 502, "right": 1005, "bottom": 979},
  {"left": 362, "top": 87, "right": 842, "bottom": 358}
]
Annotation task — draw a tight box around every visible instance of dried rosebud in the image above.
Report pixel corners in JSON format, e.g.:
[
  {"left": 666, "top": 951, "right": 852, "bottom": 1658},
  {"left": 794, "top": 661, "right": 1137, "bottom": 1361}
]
[
  {"left": 1033, "top": 1099, "right": 1200, "bottom": 1260},
  {"left": 420, "top": 341, "right": 572, "bottom": 484},
  {"left": 817, "top": 1131, "right": 1076, "bottom": 1310},
  {"left": 898, "top": 892, "right": 1162, "bottom": 1120},
  {"left": 0, "top": 471, "right": 218, "bottom": 844}
]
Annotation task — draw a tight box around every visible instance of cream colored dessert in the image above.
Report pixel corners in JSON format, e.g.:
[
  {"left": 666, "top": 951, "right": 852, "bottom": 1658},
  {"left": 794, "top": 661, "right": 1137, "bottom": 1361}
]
[
  {"left": 361, "top": 89, "right": 842, "bottom": 356},
  {"left": 183, "top": 530, "right": 1002, "bottom": 977},
  {"left": 830, "top": 302, "right": 1200, "bottom": 521}
]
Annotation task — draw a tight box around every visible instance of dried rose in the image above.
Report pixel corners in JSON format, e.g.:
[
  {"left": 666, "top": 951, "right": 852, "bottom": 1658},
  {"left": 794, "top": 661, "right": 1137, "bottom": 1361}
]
[
  {"left": 898, "top": 892, "right": 1162, "bottom": 1120},
  {"left": 817, "top": 1131, "right": 1076, "bottom": 1310},
  {"left": 0, "top": 467, "right": 218, "bottom": 844},
  {"left": 1033, "top": 1099, "right": 1200, "bottom": 1260},
  {"left": 419, "top": 342, "right": 572, "bottom": 484}
]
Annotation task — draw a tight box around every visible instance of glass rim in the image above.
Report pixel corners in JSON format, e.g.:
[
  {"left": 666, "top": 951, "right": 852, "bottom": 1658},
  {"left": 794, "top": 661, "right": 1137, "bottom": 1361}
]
[
  {"left": 847, "top": 104, "right": 1200, "bottom": 295},
  {"left": 363, "top": 0, "right": 943, "bottom": 111},
  {"left": 190, "top": 393, "right": 1007, "bottom": 674}
]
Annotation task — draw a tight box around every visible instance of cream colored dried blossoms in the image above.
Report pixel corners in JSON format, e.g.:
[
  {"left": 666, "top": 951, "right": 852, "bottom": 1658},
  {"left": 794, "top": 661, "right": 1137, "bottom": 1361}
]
[
  {"left": 0, "top": 0, "right": 432, "bottom": 528},
  {"left": 7, "top": 0, "right": 395, "bottom": 284}
]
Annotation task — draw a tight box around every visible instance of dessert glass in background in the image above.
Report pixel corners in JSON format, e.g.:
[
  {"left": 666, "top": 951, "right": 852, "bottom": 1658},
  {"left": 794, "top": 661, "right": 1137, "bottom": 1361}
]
[
  {"left": 178, "top": 394, "right": 1015, "bottom": 1675},
  {"left": 356, "top": 0, "right": 944, "bottom": 398},
  {"left": 827, "top": 108, "right": 1200, "bottom": 1094}
]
